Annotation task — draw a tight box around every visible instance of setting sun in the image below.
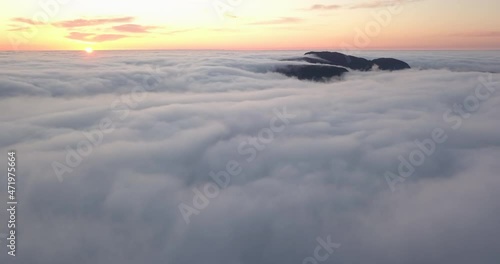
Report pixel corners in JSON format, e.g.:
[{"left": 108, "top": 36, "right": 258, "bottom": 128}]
[{"left": 85, "top": 47, "right": 93, "bottom": 54}]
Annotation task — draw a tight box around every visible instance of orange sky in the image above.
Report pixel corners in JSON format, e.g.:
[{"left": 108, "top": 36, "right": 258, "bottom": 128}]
[{"left": 1, "top": 0, "right": 499, "bottom": 50}]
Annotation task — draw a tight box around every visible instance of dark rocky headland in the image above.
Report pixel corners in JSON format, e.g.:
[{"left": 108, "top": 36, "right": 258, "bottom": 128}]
[{"left": 276, "top": 51, "right": 411, "bottom": 81}]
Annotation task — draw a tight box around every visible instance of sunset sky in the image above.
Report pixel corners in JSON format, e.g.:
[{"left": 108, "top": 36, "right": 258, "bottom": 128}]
[{"left": 1, "top": 0, "right": 499, "bottom": 50}]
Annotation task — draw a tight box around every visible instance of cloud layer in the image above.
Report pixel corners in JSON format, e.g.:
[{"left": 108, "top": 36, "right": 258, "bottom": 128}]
[
  {"left": 0, "top": 50, "right": 499, "bottom": 264},
  {"left": 308, "top": 0, "right": 423, "bottom": 10},
  {"left": 53, "top": 17, "right": 135, "bottom": 28}
]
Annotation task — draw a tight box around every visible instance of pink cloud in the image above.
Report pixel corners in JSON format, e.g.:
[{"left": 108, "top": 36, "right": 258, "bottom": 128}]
[
  {"left": 92, "top": 34, "right": 128, "bottom": 42},
  {"left": 11, "top": 17, "right": 45, "bottom": 25},
  {"left": 112, "top": 24, "right": 158, "bottom": 33},
  {"left": 306, "top": 0, "right": 422, "bottom": 11},
  {"left": 451, "top": 31, "right": 500, "bottom": 38},
  {"left": 54, "top": 17, "right": 134, "bottom": 28},
  {"left": 309, "top": 4, "right": 342, "bottom": 10},
  {"left": 351, "top": 0, "right": 422, "bottom": 9}
]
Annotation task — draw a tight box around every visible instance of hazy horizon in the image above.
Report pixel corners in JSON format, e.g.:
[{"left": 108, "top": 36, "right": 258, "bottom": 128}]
[{"left": 3, "top": 48, "right": 500, "bottom": 51}]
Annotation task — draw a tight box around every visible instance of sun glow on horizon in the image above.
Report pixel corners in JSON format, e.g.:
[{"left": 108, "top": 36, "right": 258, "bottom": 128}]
[{"left": 85, "top": 47, "right": 94, "bottom": 54}]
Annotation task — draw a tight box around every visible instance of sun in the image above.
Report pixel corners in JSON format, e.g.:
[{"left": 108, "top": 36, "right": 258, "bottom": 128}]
[{"left": 85, "top": 47, "right": 93, "bottom": 54}]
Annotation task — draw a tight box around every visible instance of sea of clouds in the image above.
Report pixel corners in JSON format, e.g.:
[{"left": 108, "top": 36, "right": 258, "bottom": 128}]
[{"left": 0, "top": 50, "right": 499, "bottom": 264}]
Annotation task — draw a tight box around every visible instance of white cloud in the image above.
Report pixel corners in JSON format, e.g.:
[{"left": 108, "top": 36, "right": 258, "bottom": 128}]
[{"left": 0, "top": 51, "right": 499, "bottom": 263}]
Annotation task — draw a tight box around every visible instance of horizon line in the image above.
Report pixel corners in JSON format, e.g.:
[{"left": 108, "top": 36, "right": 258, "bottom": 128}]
[{"left": 1, "top": 48, "right": 500, "bottom": 52}]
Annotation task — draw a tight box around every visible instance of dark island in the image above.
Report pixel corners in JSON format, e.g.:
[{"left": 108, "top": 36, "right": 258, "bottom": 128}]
[{"left": 275, "top": 51, "right": 411, "bottom": 81}]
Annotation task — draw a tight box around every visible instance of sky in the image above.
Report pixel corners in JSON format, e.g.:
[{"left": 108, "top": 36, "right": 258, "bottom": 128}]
[{"left": 0, "top": 0, "right": 499, "bottom": 50}]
